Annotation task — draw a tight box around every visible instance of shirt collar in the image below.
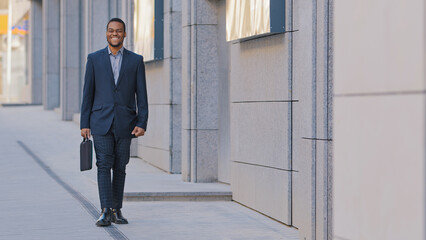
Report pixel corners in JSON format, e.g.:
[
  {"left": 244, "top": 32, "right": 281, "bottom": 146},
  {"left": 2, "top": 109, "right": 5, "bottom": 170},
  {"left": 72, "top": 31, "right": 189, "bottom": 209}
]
[{"left": 108, "top": 46, "right": 124, "bottom": 56}]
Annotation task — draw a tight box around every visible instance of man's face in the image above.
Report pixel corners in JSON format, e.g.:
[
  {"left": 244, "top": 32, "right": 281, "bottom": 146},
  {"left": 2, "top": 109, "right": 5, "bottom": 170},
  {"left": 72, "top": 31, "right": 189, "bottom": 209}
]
[{"left": 106, "top": 21, "right": 126, "bottom": 48}]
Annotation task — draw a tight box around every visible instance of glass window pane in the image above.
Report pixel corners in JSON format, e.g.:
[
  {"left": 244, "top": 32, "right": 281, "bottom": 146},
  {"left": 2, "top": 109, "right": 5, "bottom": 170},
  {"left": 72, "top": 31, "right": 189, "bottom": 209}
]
[{"left": 134, "top": 0, "right": 155, "bottom": 61}]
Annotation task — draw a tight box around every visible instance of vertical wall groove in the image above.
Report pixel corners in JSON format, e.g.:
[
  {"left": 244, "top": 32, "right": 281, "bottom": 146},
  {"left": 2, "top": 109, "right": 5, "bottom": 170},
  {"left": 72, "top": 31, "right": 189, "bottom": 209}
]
[
  {"left": 88, "top": 0, "right": 92, "bottom": 53},
  {"left": 312, "top": 0, "right": 318, "bottom": 238},
  {"left": 192, "top": 0, "right": 198, "bottom": 182},
  {"left": 42, "top": 0, "right": 61, "bottom": 110},
  {"left": 327, "top": 1, "right": 333, "bottom": 239},
  {"left": 288, "top": 0, "right": 294, "bottom": 226},
  {"left": 168, "top": 0, "right": 174, "bottom": 172},
  {"left": 324, "top": 0, "right": 329, "bottom": 239},
  {"left": 183, "top": 0, "right": 192, "bottom": 181},
  {"left": 78, "top": 0, "right": 83, "bottom": 110}
]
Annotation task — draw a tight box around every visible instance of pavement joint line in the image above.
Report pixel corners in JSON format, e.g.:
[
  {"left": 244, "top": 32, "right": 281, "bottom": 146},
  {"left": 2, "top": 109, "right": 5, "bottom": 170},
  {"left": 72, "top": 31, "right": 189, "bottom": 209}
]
[{"left": 17, "top": 140, "right": 129, "bottom": 240}]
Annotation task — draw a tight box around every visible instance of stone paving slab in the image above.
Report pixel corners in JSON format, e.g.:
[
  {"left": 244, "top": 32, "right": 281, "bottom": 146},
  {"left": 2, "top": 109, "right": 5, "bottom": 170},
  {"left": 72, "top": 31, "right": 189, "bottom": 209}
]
[
  {"left": 0, "top": 106, "right": 299, "bottom": 240},
  {"left": 0, "top": 122, "right": 111, "bottom": 239}
]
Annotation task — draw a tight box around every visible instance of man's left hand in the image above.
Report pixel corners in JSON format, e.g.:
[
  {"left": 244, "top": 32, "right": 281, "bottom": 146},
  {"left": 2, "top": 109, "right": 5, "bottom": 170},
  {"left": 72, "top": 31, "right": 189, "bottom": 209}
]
[{"left": 131, "top": 126, "right": 145, "bottom": 137}]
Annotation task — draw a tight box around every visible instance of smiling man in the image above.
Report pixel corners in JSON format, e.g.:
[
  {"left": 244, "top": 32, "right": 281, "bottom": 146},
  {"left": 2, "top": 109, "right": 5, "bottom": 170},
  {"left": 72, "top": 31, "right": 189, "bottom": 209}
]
[{"left": 80, "top": 18, "right": 148, "bottom": 227}]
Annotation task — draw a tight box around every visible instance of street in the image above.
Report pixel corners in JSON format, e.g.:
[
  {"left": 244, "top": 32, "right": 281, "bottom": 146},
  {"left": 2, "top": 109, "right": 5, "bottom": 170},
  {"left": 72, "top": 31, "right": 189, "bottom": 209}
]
[{"left": 0, "top": 106, "right": 298, "bottom": 240}]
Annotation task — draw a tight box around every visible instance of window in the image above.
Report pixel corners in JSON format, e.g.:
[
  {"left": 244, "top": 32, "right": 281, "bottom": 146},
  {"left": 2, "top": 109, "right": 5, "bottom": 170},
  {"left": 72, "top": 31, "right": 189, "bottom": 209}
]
[
  {"left": 226, "top": 0, "right": 285, "bottom": 41},
  {"left": 134, "top": 0, "right": 163, "bottom": 61}
]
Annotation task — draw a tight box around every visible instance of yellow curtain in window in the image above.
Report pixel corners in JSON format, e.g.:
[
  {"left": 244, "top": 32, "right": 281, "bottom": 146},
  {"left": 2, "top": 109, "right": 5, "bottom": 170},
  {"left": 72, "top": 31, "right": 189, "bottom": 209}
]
[
  {"left": 226, "top": 0, "right": 270, "bottom": 41},
  {"left": 134, "top": 0, "right": 155, "bottom": 60}
]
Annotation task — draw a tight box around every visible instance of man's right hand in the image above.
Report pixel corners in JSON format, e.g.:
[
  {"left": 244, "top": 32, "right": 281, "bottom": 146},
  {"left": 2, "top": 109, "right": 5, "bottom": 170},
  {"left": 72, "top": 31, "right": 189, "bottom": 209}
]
[{"left": 81, "top": 128, "right": 91, "bottom": 138}]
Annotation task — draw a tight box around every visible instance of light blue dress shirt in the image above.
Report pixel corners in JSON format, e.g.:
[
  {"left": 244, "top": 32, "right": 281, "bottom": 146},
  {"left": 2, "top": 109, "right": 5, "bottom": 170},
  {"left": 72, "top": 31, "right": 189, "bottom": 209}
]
[{"left": 108, "top": 46, "right": 124, "bottom": 85}]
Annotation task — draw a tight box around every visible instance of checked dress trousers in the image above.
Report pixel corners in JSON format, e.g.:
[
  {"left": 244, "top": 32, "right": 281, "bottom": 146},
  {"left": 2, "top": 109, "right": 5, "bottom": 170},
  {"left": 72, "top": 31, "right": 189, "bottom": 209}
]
[{"left": 93, "top": 121, "right": 132, "bottom": 209}]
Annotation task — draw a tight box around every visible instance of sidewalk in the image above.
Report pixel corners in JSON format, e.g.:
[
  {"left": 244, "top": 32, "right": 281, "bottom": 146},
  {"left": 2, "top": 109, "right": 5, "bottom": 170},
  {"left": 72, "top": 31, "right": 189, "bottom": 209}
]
[{"left": 0, "top": 106, "right": 299, "bottom": 240}]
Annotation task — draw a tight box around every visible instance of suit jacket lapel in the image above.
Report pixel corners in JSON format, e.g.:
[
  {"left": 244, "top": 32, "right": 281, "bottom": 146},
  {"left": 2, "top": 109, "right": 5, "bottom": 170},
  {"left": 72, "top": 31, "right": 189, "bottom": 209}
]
[
  {"left": 116, "top": 48, "right": 128, "bottom": 87},
  {"left": 103, "top": 47, "right": 116, "bottom": 87}
]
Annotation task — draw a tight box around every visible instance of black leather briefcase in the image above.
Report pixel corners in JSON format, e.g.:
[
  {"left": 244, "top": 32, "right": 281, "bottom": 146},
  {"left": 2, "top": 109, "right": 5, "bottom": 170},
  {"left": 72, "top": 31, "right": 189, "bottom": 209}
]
[{"left": 80, "top": 137, "right": 93, "bottom": 171}]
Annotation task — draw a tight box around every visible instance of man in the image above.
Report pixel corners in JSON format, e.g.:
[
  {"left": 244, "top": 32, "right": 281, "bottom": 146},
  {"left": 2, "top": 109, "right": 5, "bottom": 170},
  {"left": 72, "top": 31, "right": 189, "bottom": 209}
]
[{"left": 80, "top": 18, "right": 148, "bottom": 227}]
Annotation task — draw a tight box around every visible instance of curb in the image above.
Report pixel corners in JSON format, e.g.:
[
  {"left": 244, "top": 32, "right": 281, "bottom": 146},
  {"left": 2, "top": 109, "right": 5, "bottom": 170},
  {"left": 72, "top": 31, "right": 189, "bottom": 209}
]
[
  {"left": 0, "top": 103, "right": 42, "bottom": 107},
  {"left": 124, "top": 191, "right": 233, "bottom": 201}
]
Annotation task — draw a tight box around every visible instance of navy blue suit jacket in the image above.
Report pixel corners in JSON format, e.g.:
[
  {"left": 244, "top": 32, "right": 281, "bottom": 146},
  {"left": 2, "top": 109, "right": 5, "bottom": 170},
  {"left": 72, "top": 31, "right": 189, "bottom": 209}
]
[{"left": 80, "top": 47, "right": 148, "bottom": 138}]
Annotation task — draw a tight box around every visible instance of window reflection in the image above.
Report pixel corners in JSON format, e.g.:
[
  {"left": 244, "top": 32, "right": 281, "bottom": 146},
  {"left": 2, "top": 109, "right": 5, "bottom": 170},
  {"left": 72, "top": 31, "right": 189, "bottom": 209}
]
[
  {"left": 226, "top": 0, "right": 271, "bottom": 41},
  {"left": 134, "top": 0, "right": 155, "bottom": 61}
]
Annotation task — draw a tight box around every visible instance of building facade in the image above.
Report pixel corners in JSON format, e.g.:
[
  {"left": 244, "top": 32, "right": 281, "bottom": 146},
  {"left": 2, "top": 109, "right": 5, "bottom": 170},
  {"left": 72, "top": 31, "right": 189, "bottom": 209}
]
[
  {"left": 26, "top": 0, "right": 426, "bottom": 240},
  {"left": 333, "top": 1, "right": 426, "bottom": 239}
]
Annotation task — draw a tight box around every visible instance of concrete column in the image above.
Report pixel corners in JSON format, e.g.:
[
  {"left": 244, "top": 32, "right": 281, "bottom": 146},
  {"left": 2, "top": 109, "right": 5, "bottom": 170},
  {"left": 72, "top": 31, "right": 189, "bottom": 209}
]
[
  {"left": 216, "top": 0, "right": 230, "bottom": 184},
  {"left": 119, "top": 0, "right": 138, "bottom": 157},
  {"left": 109, "top": 0, "right": 122, "bottom": 18},
  {"left": 181, "top": 0, "right": 191, "bottom": 180},
  {"left": 59, "top": 0, "right": 80, "bottom": 120},
  {"left": 121, "top": 0, "right": 133, "bottom": 50},
  {"left": 80, "top": 0, "right": 88, "bottom": 96},
  {"left": 88, "top": 0, "right": 111, "bottom": 53},
  {"left": 29, "top": 0, "right": 43, "bottom": 104},
  {"left": 80, "top": 0, "right": 118, "bottom": 92},
  {"left": 314, "top": 1, "right": 332, "bottom": 239},
  {"left": 80, "top": 0, "right": 118, "bottom": 104},
  {"left": 182, "top": 0, "right": 219, "bottom": 182},
  {"left": 42, "top": 0, "right": 60, "bottom": 110},
  {"left": 166, "top": 0, "right": 182, "bottom": 173},
  {"left": 292, "top": 0, "right": 332, "bottom": 238}
]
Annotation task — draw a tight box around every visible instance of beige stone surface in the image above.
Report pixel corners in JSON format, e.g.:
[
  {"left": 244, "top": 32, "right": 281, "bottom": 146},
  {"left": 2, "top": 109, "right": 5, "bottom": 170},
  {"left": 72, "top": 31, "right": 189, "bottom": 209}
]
[
  {"left": 231, "top": 162, "right": 291, "bottom": 224},
  {"left": 333, "top": 94, "right": 425, "bottom": 240},
  {"left": 334, "top": 0, "right": 425, "bottom": 95}
]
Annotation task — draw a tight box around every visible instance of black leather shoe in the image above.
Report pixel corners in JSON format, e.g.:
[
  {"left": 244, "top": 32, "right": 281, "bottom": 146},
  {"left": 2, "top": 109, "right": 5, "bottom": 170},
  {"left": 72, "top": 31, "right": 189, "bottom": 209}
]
[
  {"left": 111, "top": 209, "right": 128, "bottom": 224},
  {"left": 96, "top": 208, "right": 111, "bottom": 227}
]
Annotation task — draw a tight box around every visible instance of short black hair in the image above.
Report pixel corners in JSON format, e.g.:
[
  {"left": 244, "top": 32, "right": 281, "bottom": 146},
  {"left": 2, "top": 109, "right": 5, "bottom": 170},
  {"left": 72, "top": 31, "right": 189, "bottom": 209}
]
[{"left": 107, "top": 18, "right": 126, "bottom": 32}]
